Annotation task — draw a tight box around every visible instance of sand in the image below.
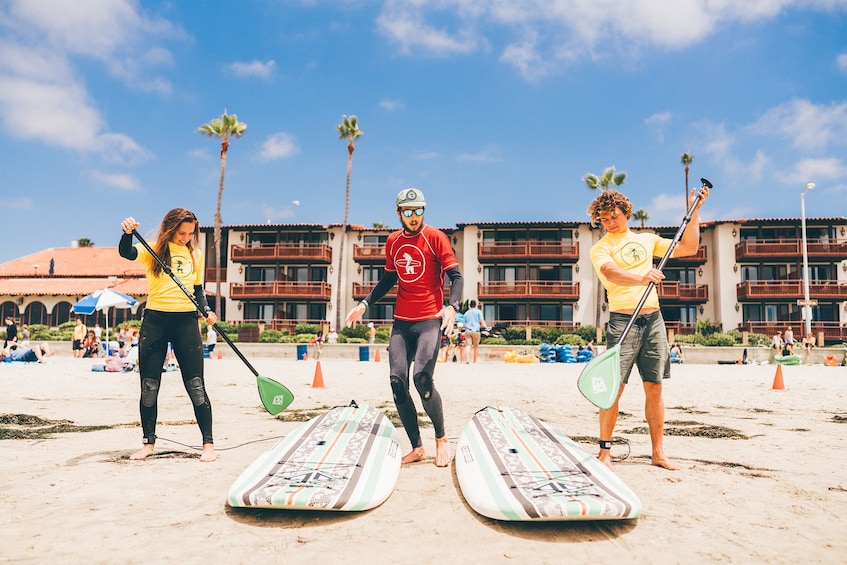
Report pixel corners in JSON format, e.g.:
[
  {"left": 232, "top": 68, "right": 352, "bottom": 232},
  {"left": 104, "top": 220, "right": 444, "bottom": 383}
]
[{"left": 1, "top": 354, "right": 846, "bottom": 564}]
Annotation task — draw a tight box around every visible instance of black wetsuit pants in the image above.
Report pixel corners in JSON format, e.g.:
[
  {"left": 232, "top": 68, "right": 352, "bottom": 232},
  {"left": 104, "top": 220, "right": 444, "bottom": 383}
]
[
  {"left": 388, "top": 318, "right": 445, "bottom": 448},
  {"left": 137, "top": 310, "right": 213, "bottom": 445}
]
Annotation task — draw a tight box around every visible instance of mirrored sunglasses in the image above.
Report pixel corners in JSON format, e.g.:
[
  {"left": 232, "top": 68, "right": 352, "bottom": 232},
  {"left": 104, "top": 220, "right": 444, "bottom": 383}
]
[{"left": 401, "top": 208, "right": 425, "bottom": 217}]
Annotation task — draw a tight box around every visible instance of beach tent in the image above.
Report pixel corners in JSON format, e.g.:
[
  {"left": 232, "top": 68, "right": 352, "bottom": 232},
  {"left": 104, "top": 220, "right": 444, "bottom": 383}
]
[{"left": 72, "top": 289, "right": 138, "bottom": 347}]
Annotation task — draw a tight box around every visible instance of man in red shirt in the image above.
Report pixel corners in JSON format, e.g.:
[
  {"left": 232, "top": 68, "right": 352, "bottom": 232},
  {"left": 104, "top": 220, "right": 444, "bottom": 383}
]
[{"left": 346, "top": 188, "right": 463, "bottom": 467}]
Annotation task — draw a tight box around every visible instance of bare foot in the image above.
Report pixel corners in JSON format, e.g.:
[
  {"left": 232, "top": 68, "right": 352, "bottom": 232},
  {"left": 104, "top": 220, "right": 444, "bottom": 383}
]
[
  {"left": 200, "top": 443, "right": 216, "bottom": 462},
  {"left": 401, "top": 446, "right": 425, "bottom": 464},
  {"left": 598, "top": 451, "right": 613, "bottom": 470},
  {"left": 652, "top": 456, "right": 679, "bottom": 470},
  {"left": 435, "top": 436, "right": 450, "bottom": 467},
  {"left": 130, "top": 445, "right": 155, "bottom": 460}
]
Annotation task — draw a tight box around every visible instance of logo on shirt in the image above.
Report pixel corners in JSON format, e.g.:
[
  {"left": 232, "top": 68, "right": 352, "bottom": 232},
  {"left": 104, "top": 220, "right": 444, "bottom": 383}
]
[
  {"left": 619, "top": 242, "right": 648, "bottom": 267},
  {"left": 394, "top": 244, "right": 425, "bottom": 283},
  {"left": 170, "top": 253, "right": 194, "bottom": 277}
]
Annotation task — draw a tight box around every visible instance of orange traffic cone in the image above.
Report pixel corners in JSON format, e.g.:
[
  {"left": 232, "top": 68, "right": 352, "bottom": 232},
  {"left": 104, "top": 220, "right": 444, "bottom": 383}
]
[
  {"left": 374, "top": 348, "right": 381, "bottom": 363},
  {"left": 772, "top": 364, "right": 785, "bottom": 390},
  {"left": 217, "top": 350, "right": 222, "bottom": 360},
  {"left": 312, "top": 360, "right": 325, "bottom": 388}
]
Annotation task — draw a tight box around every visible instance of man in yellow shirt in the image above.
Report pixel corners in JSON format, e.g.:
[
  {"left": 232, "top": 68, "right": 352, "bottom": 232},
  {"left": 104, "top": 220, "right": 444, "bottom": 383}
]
[{"left": 588, "top": 187, "right": 709, "bottom": 470}]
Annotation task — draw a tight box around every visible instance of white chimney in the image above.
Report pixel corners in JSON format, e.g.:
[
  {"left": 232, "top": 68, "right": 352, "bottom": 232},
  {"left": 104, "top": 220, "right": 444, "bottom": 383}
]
[{"left": 70, "top": 240, "right": 79, "bottom": 248}]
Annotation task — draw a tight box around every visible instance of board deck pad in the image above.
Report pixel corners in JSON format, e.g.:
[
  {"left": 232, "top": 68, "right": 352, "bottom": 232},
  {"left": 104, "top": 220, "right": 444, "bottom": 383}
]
[
  {"left": 227, "top": 402, "right": 401, "bottom": 511},
  {"left": 456, "top": 406, "right": 642, "bottom": 521}
]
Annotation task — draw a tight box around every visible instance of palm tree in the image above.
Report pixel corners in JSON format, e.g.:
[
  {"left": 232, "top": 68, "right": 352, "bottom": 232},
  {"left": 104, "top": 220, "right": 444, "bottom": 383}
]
[
  {"left": 335, "top": 115, "right": 363, "bottom": 329},
  {"left": 196, "top": 111, "right": 247, "bottom": 320},
  {"left": 77, "top": 238, "right": 94, "bottom": 247},
  {"left": 680, "top": 152, "right": 694, "bottom": 209},
  {"left": 583, "top": 165, "right": 627, "bottom": 327},
  {"left": 633, "top": 208, "right": 649, "bottom": 228}
]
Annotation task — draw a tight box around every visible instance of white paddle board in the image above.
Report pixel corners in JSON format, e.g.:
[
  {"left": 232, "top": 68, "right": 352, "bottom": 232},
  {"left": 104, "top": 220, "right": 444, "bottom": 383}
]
[
  {"left": 227, "top": 402, "right": 401, "bottom": 511},
  {"left": 456, "top": 406, "right": 641, "bottom": 521}
]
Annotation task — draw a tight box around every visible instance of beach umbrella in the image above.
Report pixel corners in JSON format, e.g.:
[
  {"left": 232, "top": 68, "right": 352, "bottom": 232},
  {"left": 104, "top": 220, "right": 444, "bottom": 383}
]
[{"left": 73, "top": 289, "right": 138, "bottom": 346}]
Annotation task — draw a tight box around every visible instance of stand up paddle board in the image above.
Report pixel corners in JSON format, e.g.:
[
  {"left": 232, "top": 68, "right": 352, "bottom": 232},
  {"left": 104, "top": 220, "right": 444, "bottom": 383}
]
[
  {"left": 456, "top": 406, "right": 641, "bottom": 521},
  {"left": 227, "top": 402, "right": 401, "bottom": 511}
]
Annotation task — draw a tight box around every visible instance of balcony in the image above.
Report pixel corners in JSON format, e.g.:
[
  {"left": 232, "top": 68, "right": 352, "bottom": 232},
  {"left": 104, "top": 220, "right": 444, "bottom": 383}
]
[
  {"left": 665, "top": 245, "right": 707, "bottom": 265},
  {"left": 738, "top": 322, "right": 847, "bottom": 346},
  {"left": 736, "top": 280, "right": 847, "bottom": 301},
  {"left": 352, "top": 282, "right": 451, "bottom": 300},
  {"left": 657, "top": 282, "right": 708, "bottom": 302},
  {"left": 478, "top": 280, "right": 579, "bottom": 300},
  {"left": 231, "top": 243, "right": 332, "bottom": 263},
  {"left": 735, "top": 239, "right": 847, "bottom": 261},
  {"left": 478, "top": 241, "right": 579, "bottom": 262},
  {"left": 353, "top": 244, "right": 386, "bottom": 263},
  {"left": 204, "top": 268, "right": 227, "bottom": 283},
  {"left": 230, "top": 281, "right": 332, "bottom": 300}
]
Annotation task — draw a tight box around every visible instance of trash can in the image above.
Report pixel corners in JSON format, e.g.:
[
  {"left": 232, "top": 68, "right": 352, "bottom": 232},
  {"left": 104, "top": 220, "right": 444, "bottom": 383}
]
[
  {"left": 297, "top": 344, "right": 308, "bottom": 360},
  {"left": 359, "top": 346, "right": 369, "bottom": 362}
]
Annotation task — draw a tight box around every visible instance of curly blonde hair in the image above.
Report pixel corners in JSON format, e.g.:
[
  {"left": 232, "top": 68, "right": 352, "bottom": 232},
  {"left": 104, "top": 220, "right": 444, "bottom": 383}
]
[{"left": 587, "top": 190, "right": 632, "bottom": 227}]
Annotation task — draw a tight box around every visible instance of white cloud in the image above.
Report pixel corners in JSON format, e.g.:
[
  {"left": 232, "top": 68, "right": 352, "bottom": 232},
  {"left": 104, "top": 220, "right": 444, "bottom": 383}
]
[
  {"left": 379, "top": 99, "right": 405, "bottom": 112},
  {"left": 838, "top": 52, "right": 847, "bottom": 71},
  {"left": 750, "top": 99, "right": 847, "bottom": 151},
  {"left": 645, "top": 111, "right": 672, "bottom": 143},
  {"left": 85, "top": 170, "right": 142, "bottom": 192},
  {"left": 226, "top": 60, "right": 276, "bottom": 79},
  {"left": 780, "top": 157, "right": 847, "bottom": 185},
  {"left": 259, "top": 204, "right": 296, "bottom": 222},
  {"left": 258, "top": 132, "right": 299, "bottom": 161},
  {"left": 376, "top": 1, "right": 478, "bottom": 56},
  {"left": 0, "top": 197, "right": 33, "bottom": 210}
]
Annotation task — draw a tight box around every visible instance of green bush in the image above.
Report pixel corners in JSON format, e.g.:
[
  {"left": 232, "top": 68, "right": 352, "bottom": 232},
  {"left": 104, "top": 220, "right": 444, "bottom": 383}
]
[
  {"left": 259, "top": 330, "right": 287, "bottom": 343},
  {"left": 294, "top": 323, "right": 321, "bottom": 335},
  {"left": 574, "top": 325, "right": 601, "bottom": 343},
  {"left": 507, "top": 338, "right": 542, "bottom": 346},
  {"left": 342, "top": 324, "right": 370, "bottom": 341},
  {"left": 554, "top": 333, "right": 585, "bottom": 346},
  {"left": 481, "top": 337, "right": 508, "bottom": 345},
  {"left": 345, "top": 337, "right": 368, "bottom": 344},
  {"left": 375, "top": 326, "right": 390, "bottom": 343},
  {"left": 294, "top": 333, "right": 316, "bottom": 343}
]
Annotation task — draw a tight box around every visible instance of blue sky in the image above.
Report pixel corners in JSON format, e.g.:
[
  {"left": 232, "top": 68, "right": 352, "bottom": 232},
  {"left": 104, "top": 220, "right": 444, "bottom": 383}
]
[{"left": 1, "top": 0, "right": 846, "bottom": 264}]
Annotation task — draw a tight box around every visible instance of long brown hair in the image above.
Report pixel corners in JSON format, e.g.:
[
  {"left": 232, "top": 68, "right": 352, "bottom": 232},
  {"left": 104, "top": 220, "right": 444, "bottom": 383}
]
[{"left": 149, "top": 208, "right": 200, "bottom": 277}]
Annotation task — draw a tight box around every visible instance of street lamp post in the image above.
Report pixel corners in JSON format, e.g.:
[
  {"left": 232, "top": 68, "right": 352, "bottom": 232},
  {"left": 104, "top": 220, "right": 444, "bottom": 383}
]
[{"left": 801, "top": 182, "right": 815, "bottom": 337}]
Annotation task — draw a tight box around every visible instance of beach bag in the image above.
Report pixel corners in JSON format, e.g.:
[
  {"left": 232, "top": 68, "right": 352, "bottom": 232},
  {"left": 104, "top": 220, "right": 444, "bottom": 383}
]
[{"left": 105, "top": 356, "right": 125, "bottom": 372}]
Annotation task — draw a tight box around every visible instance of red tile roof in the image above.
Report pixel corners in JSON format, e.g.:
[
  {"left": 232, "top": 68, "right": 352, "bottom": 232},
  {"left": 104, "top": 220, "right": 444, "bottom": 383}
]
[{"left": 0, "top": 247, "right": 147, "bottom": 297}]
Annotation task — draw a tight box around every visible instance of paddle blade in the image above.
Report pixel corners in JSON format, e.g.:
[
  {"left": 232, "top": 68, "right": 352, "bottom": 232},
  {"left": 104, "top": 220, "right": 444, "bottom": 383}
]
[
  {"left": 257, "top": 376, "right": 295, "bottom": 415},
  {"left": 577, "top": 345, "right": 622, "bottom": 409}
]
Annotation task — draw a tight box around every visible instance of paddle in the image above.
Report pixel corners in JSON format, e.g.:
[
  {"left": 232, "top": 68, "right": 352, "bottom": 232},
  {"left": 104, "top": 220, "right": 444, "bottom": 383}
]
[
  {"left": 131, "top": 229, "right": 294, "bottom": 415},
  {"left": 577, "top": 178, "right": 713, "bottom": 409}
]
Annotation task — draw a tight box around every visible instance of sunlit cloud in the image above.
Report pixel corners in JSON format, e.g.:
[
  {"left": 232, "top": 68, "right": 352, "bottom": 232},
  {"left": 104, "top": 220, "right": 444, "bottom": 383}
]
[
  {"left": 85, "top": 170, "right": 142, "bottom": 192},
  {"left": 226, "top": 60, "right": 276, "bottom": 79},
  {"left": 258, "top": 132, "right": 299, "bottom": 161}
]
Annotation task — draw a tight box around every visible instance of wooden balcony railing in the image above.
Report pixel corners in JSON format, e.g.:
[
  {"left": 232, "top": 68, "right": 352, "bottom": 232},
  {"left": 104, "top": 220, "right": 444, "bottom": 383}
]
[
  {"left": 657, "top": 282, "right": 708, "bottom": 302},
  {"left": 230, "top": 281, "right": 332, "bottom": 300},
  {"left": 665, "top": 245, "right": 707, "bottom": 265},
  {"left": 204, "top": 268, "right": 227, "bottom": 283},
  {"left": 736, "top": 280, "right": 847, "bottom": 300},
  {"left": 478, "top": 241, "right": 579, "bottom": 262},
  {"left": 478, "top": 280, "right": 579, "bottom": 299},
  {"left": 353, "top": 244, "right": 386, "bottom": 262},
  {"left": 352, "top": 282, "right": 451, "bottom": 300},
  {"left": 735, "top": 239, "right": 847, "bottom": 261},
  {"left": 231, "top": 243, "right": 332, "bottom": 263},
  {"left": 737, "top": 322, "right": 847, "bottom": 346}
]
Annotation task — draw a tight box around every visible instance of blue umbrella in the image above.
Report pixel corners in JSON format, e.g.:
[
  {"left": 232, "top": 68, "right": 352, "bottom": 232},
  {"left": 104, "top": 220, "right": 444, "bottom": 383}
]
[{"left": 73, "top": 289, "right": 138, "bottom": 346}]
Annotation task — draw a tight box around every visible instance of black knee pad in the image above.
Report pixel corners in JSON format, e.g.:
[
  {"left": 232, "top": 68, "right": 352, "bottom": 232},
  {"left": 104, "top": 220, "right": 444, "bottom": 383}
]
[
  {"left": 390, "top": 375, "right": 410, "bottom": 405},
  {"left": 186, "top": 377, "right": 206, "bottom": 407},
  {"left": 141, "top": 378, "right": 159, "bottom": 408},
  {"left": 413, "top": 372, "right": 433, "bottom": 401}
]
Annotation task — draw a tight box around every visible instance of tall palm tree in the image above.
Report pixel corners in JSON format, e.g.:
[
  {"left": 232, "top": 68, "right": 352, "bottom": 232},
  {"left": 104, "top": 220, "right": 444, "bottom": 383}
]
[
  {"left": 583, "top": 165, "right": 627, "bottom": 327},
  {"left": 633, "top": 208, "right": 649, "bottom": 228},
  {"left": 197, "top": 111, "right": 247, "bottom": 319},
  {"left": 335, "top": 115, "right": 363, "bottom": 329},
  {"left": 680, "top": 152, "right": 694, "bottom": 209}
]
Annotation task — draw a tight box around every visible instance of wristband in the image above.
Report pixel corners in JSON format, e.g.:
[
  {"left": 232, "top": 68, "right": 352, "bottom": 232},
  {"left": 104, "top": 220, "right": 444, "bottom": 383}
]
[{"left": 360, "top": 299, "right": 369, "bottom": 310}]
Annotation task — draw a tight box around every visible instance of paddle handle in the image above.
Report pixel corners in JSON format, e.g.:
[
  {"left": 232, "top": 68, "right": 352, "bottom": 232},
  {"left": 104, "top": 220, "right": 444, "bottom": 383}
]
[
  {"left": 131, "top": 229, "right": 260, "bottom": 377},
  {"left": 615, "top": 179, "right": 711, "bottom": 343}
]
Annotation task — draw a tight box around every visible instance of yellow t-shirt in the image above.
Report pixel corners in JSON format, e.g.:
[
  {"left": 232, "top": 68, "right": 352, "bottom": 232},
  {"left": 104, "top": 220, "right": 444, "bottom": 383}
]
[
  {"left": 134, "top": 242, "right": 204, "bottom": 312},
  {"left": 589, "top": 230, "right": 671, "bottom": 312}
]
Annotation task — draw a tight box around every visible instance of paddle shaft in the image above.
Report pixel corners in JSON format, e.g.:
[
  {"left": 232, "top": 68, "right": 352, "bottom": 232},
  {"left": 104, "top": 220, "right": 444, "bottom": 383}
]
[
  {"left": 613, "top": 179, "right": 711, "bottom": 344},
  {"left": 131, "top": 229, "right": 260, "bottom": 378}
]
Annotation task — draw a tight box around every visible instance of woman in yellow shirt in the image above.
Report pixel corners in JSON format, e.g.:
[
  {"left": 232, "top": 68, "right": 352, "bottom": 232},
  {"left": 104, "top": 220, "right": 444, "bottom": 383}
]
[{"left": 119, "top": 208, "right": 218, "bottom": 462}]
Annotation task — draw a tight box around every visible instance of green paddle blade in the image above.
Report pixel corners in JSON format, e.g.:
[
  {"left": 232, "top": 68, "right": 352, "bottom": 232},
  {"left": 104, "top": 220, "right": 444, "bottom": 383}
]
[
  {"left": 577, "top": 344, "right": 622, "bottom": 409},
  {"left": 257, "top": 376, "right": 295, "bottom": 415}
]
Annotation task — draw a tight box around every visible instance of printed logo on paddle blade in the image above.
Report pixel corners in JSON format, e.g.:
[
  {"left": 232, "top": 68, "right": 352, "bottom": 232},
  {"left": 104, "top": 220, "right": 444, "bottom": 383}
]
[
  {"left": 592, "top": 377, "right": 608, "bottom": 394},
  {"left": 272, "top": 395, "right": 288, "bottom": 405}
]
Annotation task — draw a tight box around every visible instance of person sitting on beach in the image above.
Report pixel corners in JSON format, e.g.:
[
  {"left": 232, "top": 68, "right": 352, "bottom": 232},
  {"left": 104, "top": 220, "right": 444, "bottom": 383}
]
[
  {"left": 82, "top": 330, "right": 100, "bottom": 358},
  {"left": 802, "top": 332, "right": 815, "bottom": 364},
  {"left": 1, "top": 342, "right": 54, "bottom": 363},
  {"left": 670, "top": 343, "right": 684, "bottom": 363}
]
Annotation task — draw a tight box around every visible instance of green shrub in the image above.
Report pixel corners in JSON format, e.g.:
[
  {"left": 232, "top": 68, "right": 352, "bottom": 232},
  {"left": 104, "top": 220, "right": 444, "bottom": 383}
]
[
  {"left": 295, "top": 333, "right": 316, "bottom": 343},
  {"left": 574, "top": 325, "right": 601, "bottom": 342},
  {"left": 554, "top": 334, "right": 585, "bottom": 346},
  {"left": 375, "top": 326, "right": 391, "bottom": 343},
  {"left": 507, "top": 338, "right": 542, "bottom": 345},
  {"left": 259, "top": 330, "right": 287, "bottom": 343},
  {"left": 345, "top": 337, "right": 367, "bottom": 344},
  {"left": 342, "top": 324, "right": 369, "bottom": 341},
  {"left": 481, "top": 337, "right": 508, "bottom": 345},
  {"left": 294, "top": 323, "right": 321, "bottom": 335}
]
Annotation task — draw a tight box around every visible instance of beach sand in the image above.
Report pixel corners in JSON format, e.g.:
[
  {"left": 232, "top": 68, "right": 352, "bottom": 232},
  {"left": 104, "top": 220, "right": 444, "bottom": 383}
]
[{"left": 1, "top": 355, "right": 846, "bottom": 564}]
